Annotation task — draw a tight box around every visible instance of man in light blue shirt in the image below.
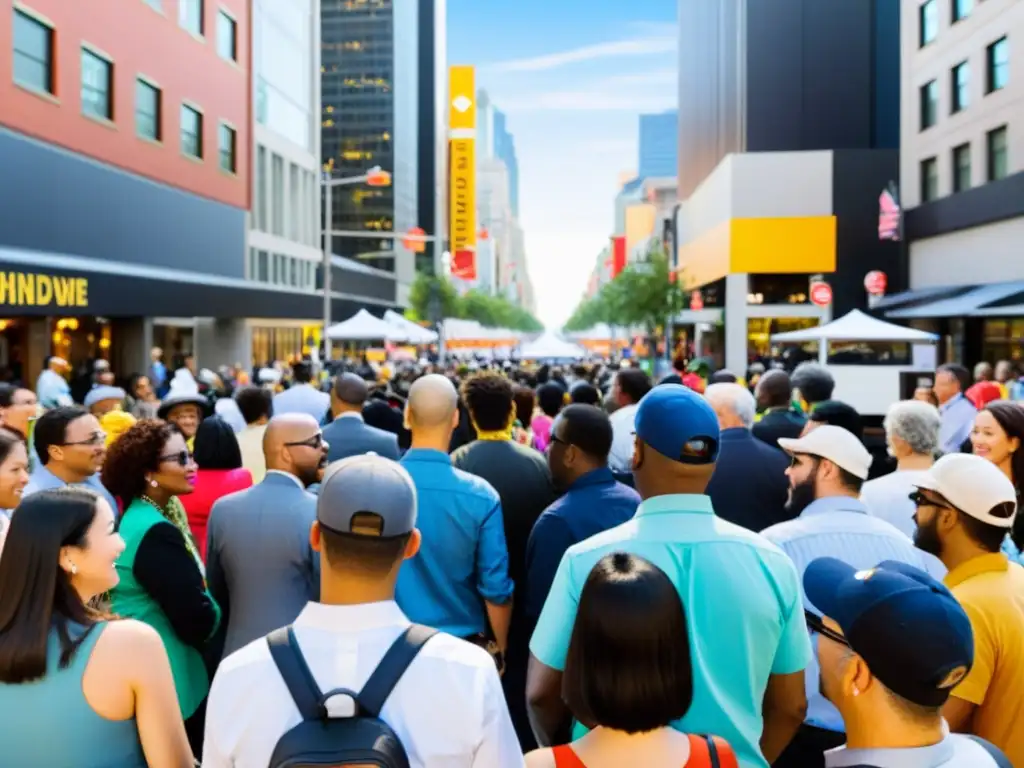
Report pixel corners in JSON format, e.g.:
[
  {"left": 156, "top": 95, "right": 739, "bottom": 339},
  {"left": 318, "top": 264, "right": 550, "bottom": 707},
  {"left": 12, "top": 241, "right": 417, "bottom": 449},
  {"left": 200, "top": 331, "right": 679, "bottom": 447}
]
[
  {"left": 762, "top": 425, "right": 945, "bottom": 768},
  {"left": 25, "top": 406, "right": 119, "bottom": 514},
  {"left": 35, "top": 356, "right": 73, "bottom": 409},
  {"left": 528, "top": 384, "right": 810, "bottom": 768},
  {"left": 272, "top": 361, "right": 330, "bottom": 424},
  {"left": 934, "top": 364, "right": 976, "bottom": 455},
  {"left": 396, "top": 375, "right": 513, "bottom": 656}
]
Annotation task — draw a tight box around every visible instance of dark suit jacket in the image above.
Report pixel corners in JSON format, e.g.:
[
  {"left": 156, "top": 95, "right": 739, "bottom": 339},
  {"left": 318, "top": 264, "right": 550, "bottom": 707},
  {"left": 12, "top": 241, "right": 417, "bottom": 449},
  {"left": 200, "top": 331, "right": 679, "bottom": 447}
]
[
  {"left": 707, "top": 428, "right": 794, "bottom": 532},
  {"left": 752, "top": 407, "right": 806, "bottom": 449},
  {"left": 322, "top": 413, "right": 401, "bottom": 462}
]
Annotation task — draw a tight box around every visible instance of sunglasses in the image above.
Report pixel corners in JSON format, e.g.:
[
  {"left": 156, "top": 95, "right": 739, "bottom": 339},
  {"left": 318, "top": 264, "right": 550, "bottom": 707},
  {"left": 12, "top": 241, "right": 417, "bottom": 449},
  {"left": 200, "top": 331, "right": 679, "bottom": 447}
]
[
  {"left": 805, "top": 610, "right": 851, "bottom": 648},
  {"left": 63, "top": 432, "right": 107, "bottom": 447},
  {"left": 285, "top": 433, "right": 324, "bottom": 450},
  {"left": 160, "top": 450, "right": 194, "bottom": 467},
  {"left": 908, "top": 490, "right": 952, "bottom": 510}
]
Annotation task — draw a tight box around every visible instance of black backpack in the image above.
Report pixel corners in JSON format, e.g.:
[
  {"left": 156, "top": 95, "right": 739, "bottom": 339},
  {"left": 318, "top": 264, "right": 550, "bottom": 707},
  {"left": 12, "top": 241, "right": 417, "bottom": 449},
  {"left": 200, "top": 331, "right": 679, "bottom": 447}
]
[{"left": 266, "top": 623, "right": 438, "bottom": 768}]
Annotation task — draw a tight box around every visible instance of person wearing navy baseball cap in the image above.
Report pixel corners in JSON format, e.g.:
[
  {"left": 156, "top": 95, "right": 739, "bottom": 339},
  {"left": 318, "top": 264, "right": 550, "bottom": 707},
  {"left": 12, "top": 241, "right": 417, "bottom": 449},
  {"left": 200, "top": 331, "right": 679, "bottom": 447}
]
[
  {"left": 804, "top": 557, "right": 1011, "bottom": 767},
  {"left": 529, "top": 384, "right": 813, "bottom": 768}
]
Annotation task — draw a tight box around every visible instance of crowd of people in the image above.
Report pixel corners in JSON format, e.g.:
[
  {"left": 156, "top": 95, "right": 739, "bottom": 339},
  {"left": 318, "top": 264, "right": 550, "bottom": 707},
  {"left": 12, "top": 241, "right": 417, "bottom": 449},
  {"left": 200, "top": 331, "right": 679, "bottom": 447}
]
[{"left": 0, "top": 349, "right": 1022, "bottom": 768}]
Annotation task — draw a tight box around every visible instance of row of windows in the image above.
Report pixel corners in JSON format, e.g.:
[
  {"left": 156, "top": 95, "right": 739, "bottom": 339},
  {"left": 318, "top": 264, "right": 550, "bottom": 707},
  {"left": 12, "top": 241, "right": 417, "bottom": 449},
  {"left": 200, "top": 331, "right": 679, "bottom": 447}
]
[
  {"left": 12, "top": 7, "right": 238, "bottom": 173},
  {"left": 919, "top": 125, "right": 1008, "bottom": 202},
  {"left": 919, "top": 37, "right": 1008, "bottom": 130},
  {"left": 919, "top": 0, "right": 974, "bottom": 47},
  {"left": 252, "top": 147, "right": 319, "bottom": 247},
  {"left": 246, "top": 249, "right": 317, "bottom": 290},
  {"left": 145, "top": 0, "right": 238, "bottom": 63}
]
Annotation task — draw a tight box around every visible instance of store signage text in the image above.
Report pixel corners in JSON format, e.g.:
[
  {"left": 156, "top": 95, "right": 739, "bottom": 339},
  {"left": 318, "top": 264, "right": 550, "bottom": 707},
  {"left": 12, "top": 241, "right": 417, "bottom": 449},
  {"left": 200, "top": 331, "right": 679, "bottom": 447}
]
[{"left": 0, "top": 272, "right": 89, "bottom": 308}]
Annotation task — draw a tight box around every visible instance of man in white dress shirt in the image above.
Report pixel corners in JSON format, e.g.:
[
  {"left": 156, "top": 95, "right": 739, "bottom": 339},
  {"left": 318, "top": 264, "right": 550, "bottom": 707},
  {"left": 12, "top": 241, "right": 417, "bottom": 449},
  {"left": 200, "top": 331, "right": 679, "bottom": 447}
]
[
  {"left": 202, "top": 454, "right": 523, "bottom": 768},
  {"left": 607, "top": 368, "right": 652, "bottom": 474}
]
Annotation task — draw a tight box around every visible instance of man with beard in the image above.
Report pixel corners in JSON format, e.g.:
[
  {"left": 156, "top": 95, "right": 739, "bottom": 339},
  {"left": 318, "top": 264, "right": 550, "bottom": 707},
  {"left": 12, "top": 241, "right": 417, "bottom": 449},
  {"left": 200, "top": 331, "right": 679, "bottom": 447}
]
[
  {"left": 803, "top": 557, "right": 1010, "bottom": 767},
  {"left": 762, "top": 424, "right": 939, "bottom": 768},
  {"left": 910, "top": 453, "right": 1024, "bottom": 766},
  {"left": 205, "top": 414, "right": 329, "bottom": 661}
]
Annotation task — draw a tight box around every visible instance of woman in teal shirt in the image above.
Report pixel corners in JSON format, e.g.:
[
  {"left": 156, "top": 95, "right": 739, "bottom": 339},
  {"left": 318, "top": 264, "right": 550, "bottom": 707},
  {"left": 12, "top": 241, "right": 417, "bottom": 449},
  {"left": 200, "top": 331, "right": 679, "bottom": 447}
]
[{"left": 102, "top": 420, "right": 220, "bottom": 758}]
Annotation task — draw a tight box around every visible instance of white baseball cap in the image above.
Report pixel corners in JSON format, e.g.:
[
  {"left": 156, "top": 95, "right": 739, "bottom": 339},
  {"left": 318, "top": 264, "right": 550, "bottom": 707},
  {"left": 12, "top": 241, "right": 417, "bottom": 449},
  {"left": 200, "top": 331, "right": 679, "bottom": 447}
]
[
  {"left": 913, "top": 453, "right": 1018, "bottom": 528},
  {"left": 778, "top": 424, "right": 873, "bottom": 480}
]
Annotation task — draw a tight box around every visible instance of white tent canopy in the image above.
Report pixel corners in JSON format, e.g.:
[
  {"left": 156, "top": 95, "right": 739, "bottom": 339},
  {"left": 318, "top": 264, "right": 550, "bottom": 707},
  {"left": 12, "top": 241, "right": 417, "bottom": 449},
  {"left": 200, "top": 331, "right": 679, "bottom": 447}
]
[
  {"left": 565, "top": 323, "right": 615, "bottom": 341},
  {"left": 383, "top": 309, "right": 438, "bottom": 344},
  {"left": 326, "top": 309, "right": 406, "bottom": 341},
  {"left": 770, "top": 309, "right": 939, "bottom": 344},
  {"left": 518, "top": 331, "right": 587, "bottom": 360}
]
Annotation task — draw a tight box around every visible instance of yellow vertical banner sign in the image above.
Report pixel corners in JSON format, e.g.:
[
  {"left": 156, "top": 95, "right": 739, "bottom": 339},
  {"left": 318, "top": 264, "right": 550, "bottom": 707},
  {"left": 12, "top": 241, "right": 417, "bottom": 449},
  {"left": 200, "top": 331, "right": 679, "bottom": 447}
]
[{"left": 448, "top": 65, "right": 477, "bottom": 281}]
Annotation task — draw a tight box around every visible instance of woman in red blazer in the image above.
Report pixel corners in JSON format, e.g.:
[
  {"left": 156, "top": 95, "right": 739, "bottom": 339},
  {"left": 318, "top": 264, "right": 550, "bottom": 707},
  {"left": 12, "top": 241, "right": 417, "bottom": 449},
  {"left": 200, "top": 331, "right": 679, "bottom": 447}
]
[{"left": 180, "top": 415, "right": 252, "bottom": 560}]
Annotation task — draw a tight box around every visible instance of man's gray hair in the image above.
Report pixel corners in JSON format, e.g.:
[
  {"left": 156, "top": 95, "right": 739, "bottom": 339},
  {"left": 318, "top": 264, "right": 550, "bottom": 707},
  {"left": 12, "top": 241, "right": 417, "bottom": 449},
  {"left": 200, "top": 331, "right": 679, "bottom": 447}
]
[
  {"left": 705, "top": 383, "right": 757, "bottom": 429},
  {"left": 791, "top": 362, "right": 835, "bottom": 404},
  {"left": 884, "top": 400, "right": 941, "bottom": 456}
]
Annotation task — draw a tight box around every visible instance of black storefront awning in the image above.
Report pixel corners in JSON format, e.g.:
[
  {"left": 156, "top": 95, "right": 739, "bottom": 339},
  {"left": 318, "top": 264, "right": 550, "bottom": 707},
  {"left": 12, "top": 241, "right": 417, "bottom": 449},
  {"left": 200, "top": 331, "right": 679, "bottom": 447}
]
[
  {"left": 887, "top": 281, "right": 1024, "bottom": 319},
  {"left": 0, "top": 248, "right": 397, "bottom": 320}
]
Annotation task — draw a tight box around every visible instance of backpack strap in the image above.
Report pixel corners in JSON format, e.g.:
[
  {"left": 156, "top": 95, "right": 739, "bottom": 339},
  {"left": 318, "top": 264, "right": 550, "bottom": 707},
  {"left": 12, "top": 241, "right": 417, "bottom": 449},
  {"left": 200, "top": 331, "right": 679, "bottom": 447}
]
[
  {"left": 966, "top": 735, "right": 1014, "bottom": 767},
  {"left": 688, "top": 735, "right": 739, "bottom": 768},
  {"left": 267, "top": 626, "right": 326, "bottom": 721},
  {"left": 356, "top": 624, "right": 438, "bottom": 718}
]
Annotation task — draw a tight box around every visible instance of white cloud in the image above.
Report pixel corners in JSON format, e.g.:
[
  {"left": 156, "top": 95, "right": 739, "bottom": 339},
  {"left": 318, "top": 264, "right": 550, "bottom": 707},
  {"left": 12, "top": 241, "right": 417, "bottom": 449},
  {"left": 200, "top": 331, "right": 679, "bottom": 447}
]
[
  {"left": 489, "top": 34, "right": 676, "bottom": 73},
  {"left": 499, "top": 87, "right": 676, "bottom": 113},
  {"left": 605, "top": 68, "right": 678, "bottom": 87}
]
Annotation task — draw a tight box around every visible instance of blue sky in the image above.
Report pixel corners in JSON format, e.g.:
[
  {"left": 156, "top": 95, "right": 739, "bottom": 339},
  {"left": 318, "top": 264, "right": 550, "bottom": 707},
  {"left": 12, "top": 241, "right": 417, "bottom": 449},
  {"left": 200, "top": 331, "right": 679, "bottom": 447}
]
[{"left": 446, "top": 0, "right": 678, "bottom": 328}]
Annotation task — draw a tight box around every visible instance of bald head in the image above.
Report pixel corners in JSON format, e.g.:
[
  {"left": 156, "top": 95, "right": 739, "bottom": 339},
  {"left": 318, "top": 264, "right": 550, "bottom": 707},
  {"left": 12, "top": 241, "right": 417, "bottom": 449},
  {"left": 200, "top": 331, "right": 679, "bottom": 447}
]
[
  {"left": 406, "top": 374, "right": 458, "bottom": 430},
  {"left": 333, "top": 373, "right": 368, "bottom": 409},
  {"left": 263, "top": 413, "right": 327, "bottom": 484},
  {"left": 264, "top": 413, "right": 320, "bottom": 455}
]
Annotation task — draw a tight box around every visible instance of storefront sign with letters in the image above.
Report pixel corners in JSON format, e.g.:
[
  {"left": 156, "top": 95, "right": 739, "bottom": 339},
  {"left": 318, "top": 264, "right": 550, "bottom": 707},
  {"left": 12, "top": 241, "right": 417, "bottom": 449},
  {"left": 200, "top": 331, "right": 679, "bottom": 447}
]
[{"left": 0, "top": 272, "right": 89, "bottom": 308}]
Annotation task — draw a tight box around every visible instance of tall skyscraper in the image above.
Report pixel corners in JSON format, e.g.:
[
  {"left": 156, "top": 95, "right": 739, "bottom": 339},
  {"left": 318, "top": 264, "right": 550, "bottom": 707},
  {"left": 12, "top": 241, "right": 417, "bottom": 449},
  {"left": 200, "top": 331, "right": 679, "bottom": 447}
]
[
  {"left": 416, "top": 0, "right": 446, "bottom": 275},
  {"left": 321, "top": 0, "right": 418, "bottom": 299},
  {"left": 492, "top": 109, "right": 520, "bottom": 219},
  {"left": 638, "top": 111, "right": 678, "bottom": 179}
]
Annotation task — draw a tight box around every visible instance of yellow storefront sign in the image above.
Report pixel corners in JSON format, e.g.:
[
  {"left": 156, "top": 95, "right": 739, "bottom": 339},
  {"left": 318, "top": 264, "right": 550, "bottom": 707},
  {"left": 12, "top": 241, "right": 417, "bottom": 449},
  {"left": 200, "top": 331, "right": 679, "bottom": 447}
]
[
  {"left": 0, "top": 272, "right": 88, "bottom": 308},
  {"left": 449, "top": 137, "right": 476, "bottom": 254}
]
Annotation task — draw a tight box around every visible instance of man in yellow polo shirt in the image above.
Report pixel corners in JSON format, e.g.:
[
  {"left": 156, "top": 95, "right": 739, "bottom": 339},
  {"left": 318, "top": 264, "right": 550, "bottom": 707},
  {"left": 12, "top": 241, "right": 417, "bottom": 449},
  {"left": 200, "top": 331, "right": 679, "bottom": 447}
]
[{"left": 910, "top": 452, "right": 1024, "bottom": 766}]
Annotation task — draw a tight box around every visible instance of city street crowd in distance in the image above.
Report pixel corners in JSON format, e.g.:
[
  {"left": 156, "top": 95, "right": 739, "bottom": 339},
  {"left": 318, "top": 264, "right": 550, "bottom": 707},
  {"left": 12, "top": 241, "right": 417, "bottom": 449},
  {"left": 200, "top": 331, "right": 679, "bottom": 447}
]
[{"left": 0, "top": 347, "right": 1022, "bottom": 767}]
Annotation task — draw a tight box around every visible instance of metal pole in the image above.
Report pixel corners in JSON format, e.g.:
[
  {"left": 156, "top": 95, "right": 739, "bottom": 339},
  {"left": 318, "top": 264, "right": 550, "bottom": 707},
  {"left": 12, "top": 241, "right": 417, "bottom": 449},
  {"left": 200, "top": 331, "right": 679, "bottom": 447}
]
[{"left": 323, "top": 177, "right": 333, "bottom": 364}]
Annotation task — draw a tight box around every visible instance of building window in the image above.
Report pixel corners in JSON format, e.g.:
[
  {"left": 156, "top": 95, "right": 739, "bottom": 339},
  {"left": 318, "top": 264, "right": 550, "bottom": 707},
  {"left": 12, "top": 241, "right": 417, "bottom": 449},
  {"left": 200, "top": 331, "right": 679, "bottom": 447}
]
[
  {"left": 987, "top": 125, "right": 1008, "bottom": 181},
  {"left": 919, "top": 80, "right": 938, "bottom": 130},
  {"left": 81, "top": 48, "right": 113, "bottom": 121},
  {"left": 216, "top": 10, "right": 237, "bottom": 61},
  {"left": 135, "top": 78, "right": 161, "bottom": 140},
  {"left": 952, "top": 0, "right": 972, "bottom": 22},
  {"left": 289, "top": 164, "right": 300, "bottom": 240},
  {"left": 179, "top": 0, "right": 203, "bottom": 36},
  {"left": 986, "top": 37, "right": 1009, "bottom": 94},
  {"left": 256, "top": 145, "right": 267, "bottom": 229},
  {"left": 271, "top": 153, "right": 284, "bottom": 236},
  {"left": 12, "top": 9, "right": 54, "bottom": 95},
  {"left": 218, "top": 122, "right": 236, "bottom": 173},
  {"left": 952, "top": 143, "right": 971, "bottom": 192},
  {"left": 920, "top": 157, "right": 939, "bottom": 202},
  {"left": 951, "top": 61, "right": 969, "bottom": 113},
  {"left": 181, "top": 104, "right": 203, "bottom": 158},
  {"left": 919, "top": 0, "right": 937, "bottom": 47}
]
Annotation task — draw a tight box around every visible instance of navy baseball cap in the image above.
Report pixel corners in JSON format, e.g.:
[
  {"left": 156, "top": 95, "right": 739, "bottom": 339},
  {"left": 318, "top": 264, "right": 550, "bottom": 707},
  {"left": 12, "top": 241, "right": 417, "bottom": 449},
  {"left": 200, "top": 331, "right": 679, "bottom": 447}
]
[
  {"left": 317, "top": 454, "right": 417, "bottom": 537},
  {"left": 804, "top": 558, "right": 974, "bottom": 707},
  {"left": 634, "top": 384, "right": 720, "bottom": 464}
]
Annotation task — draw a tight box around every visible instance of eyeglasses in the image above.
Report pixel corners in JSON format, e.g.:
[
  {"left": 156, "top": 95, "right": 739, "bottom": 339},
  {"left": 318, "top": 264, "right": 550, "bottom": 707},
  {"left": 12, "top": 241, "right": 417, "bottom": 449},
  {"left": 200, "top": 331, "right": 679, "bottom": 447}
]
[
  {"left": 805, "top": 610, "right": 851, "bottom": 647},
  {"left": 908, "top": 490, "right": 952, "bottom": 510},
  {"left": 63, "top": 432, "right": 107, "bottom": 447},
  {"left": 160, "top": 450, "right": 194, "bottom": 467},
  {"left": 284, "top": 433, "right": 324, "bottom": 450}
]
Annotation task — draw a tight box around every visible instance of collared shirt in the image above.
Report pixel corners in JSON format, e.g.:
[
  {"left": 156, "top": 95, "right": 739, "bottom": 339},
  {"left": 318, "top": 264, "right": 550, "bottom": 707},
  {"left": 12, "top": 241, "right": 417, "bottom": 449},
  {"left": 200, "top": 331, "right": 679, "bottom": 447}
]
[
  {"left": 825, "top": 732, "right": 1005, "bottom": 767},
  {"left": 236, "top": 423, "right": 267, "bottom": 484},
  {"left": 531, "top": 494, "right": 810, "bottom": 768},
  {"left": 337, "top": 410, "right": 363, "bottom": 421},
  {"left": 860, "top": 468, "right": 931, "bottom": 539},
  {"left": 35, "top": 369, "right": 72, "bottom": 409},
  {"left": 524, "top": 467, "right": 639, "bottom": 620},
  {"left": 264, "top": 469, "right": 304, "bottom": 490},
  {"left": 944, "top": 553, "right": 1024, "bottom": 766},
  {"left": 607, "top": 403, "right": 638, "bottom": 472},
  {"left": 396, "top": 449, "right": 513, "bottom": 637},
  {"left": 202, "top": 600, "right": 523, "bottom": 768},
  {"left": 761, "top": 496, "right": 944, "bottom": 732},
  {"left": 23, "top": 463, "right": 119, "bottom": 516},
  {"left": 938, "top": 394, "right": 976, "bottom": 455},
  {"left": 272, "top": 384, "right": 331, "bottom": 424}
]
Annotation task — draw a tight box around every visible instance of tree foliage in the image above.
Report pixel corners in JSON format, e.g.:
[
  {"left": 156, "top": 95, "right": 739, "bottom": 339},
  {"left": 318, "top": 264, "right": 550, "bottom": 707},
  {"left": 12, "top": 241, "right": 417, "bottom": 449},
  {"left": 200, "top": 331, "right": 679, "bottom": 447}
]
[
  {"left": 563, "top": 247, "right": 684, "bottom": 334},
  {"left": 406, "top": 272, "right": 543, "bottom": 332}
]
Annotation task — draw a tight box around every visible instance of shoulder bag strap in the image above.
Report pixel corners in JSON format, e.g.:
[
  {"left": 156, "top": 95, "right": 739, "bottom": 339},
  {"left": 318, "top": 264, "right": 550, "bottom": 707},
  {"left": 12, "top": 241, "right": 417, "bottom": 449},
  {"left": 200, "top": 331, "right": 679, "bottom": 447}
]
[
  {"left": 267, "top": 626, "right": 326, "bottom": 721},
  {"left": 966, "top": 735, "right": 1014, "bottom": 768},
  {"left": 356, "top": 624, "right": 438, "bottom": 718}
]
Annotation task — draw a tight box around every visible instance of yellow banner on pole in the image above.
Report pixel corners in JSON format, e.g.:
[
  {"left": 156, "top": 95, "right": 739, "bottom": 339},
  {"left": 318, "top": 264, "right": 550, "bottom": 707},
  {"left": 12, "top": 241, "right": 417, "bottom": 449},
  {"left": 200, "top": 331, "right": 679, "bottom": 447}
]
[
  {"left": 448, "top": 66, "right": 477, "bottom": 280},
  {"left": 448, "top": 65, "right": 476, "bottom": 132}
]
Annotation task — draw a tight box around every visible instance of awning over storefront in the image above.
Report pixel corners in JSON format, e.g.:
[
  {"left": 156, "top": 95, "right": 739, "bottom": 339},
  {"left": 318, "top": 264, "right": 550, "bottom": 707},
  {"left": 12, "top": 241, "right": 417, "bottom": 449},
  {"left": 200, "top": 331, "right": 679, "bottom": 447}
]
[
  {"left": 871, "top": 284, "right": 972, "bottom": 310},
  {"left": 887, "top": 281, "right": 1024, "bottom": 319}
]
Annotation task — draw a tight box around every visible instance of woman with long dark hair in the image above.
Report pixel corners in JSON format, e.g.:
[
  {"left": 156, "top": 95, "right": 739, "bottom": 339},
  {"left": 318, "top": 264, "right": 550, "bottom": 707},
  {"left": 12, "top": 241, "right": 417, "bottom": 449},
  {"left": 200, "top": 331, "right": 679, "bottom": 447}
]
[
  {"left": 102, "top": 420, "right": 221, "bottom": 756},
  {"left": 0, "top": 428, "right": 30, "bottom": 552},
  {"left": 970, "top": 401, "right": 1024, "bottom": 563},
  {"left": 0, "top": 489, "right": 193, "bottom": 767}
]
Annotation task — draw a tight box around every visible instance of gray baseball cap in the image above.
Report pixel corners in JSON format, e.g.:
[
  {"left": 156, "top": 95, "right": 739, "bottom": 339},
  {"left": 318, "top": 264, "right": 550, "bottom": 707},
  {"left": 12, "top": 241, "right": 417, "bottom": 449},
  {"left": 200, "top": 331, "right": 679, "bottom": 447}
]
[{"left": 317, "top": 454, "right": 417, "bottom": 537}]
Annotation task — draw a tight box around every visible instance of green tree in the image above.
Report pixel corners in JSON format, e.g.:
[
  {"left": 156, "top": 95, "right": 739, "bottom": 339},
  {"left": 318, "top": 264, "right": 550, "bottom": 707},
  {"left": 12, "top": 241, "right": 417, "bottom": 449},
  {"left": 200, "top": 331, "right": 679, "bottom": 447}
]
[
  {"left": 407, "top": 271, "right": 460, "bottom": 322},
  {"left": 406, "top": 272, "right": 543, "bottom": 331}
]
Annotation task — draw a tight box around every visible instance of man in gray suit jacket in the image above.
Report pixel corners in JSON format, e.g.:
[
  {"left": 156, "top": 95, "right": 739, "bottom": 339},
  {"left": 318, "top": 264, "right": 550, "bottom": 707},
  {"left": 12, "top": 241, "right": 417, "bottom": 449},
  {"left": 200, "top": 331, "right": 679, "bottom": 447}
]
[
  {"left": 323, "top": 372, "right": 401, "bottom": 462},
  {"left": 206, "top": 413, "right": 329, "bottom": 658}
]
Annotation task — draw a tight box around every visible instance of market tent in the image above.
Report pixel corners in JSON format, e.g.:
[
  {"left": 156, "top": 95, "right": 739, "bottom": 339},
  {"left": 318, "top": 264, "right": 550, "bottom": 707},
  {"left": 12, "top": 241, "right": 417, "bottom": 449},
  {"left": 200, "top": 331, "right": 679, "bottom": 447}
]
[
  {"left": 383, "top": 309, "right": 438, "bottom": 343},
  {"left": 518, "top": 331, "right": 587, "bottom": 360},
  {"left": 565, "top": 323, "right": 615, "bottom": 341},
  {"left": 326, "top": 309, "right": 406, "bottom": 341},
  {"left": 770, "top": 309, "right": 939, "bottom": 343}
]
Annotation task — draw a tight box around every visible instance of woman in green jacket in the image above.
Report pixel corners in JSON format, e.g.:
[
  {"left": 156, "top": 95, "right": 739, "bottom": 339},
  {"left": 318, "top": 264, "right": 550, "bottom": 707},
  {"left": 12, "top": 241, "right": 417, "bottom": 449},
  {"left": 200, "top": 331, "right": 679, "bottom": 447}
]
[{"left": 102, "top": 419, "right": 220, "bottom": 759}]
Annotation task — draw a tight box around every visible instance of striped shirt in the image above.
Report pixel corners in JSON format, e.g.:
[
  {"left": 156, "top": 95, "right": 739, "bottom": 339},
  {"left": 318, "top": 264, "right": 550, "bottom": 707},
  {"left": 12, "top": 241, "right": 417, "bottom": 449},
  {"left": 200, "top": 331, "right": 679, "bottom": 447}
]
[{"left": 761, "top": 495, "right": 945, "bottom": 732}]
